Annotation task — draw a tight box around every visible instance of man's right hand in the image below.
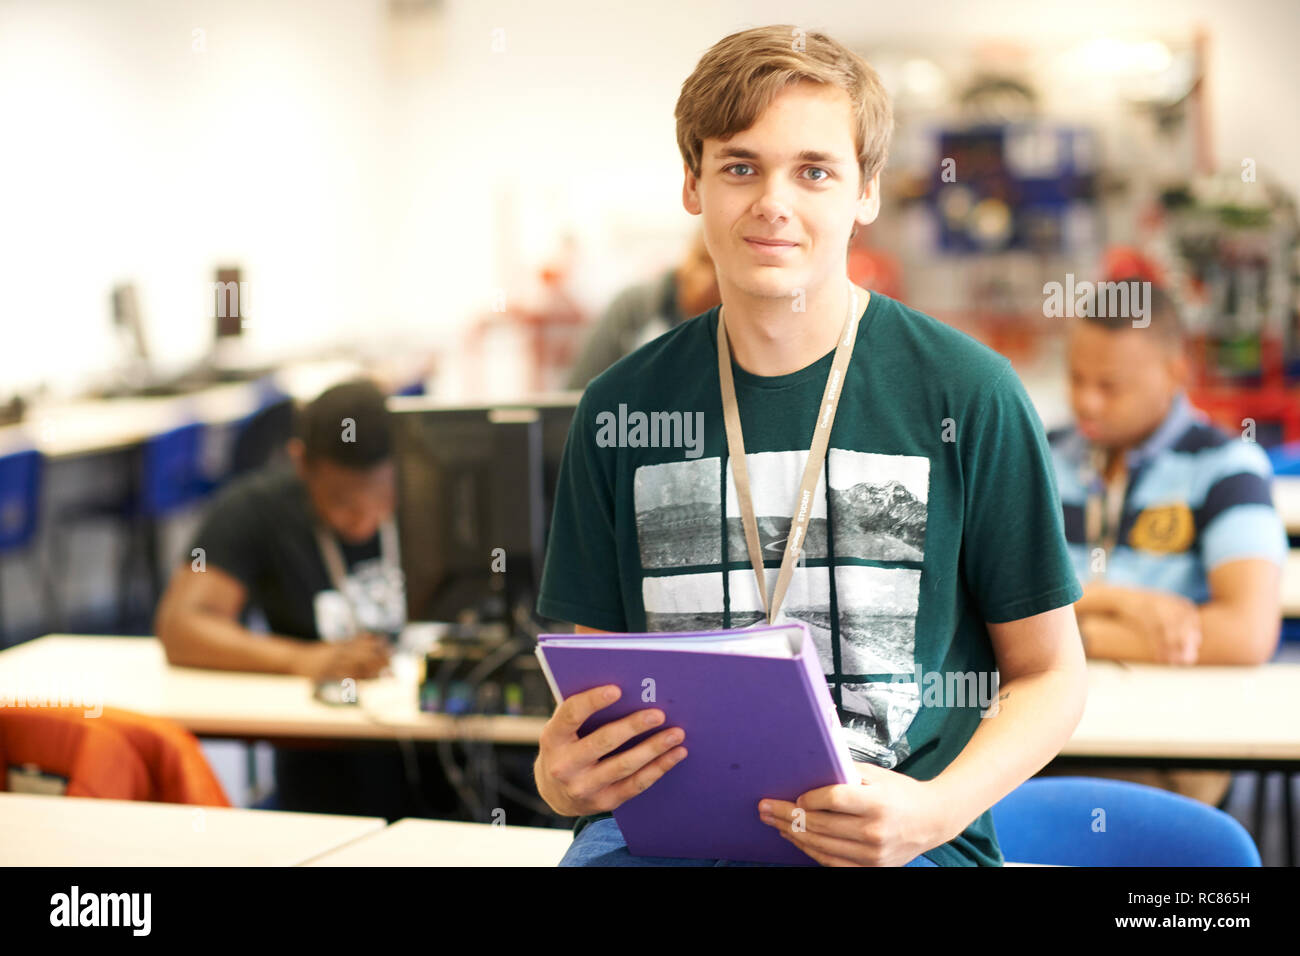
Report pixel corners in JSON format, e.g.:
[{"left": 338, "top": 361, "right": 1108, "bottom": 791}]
[
  {"left": 296, "top": 633, "right": 392, "bottom": 681},
  {"left": 534, "top": 684, "right": 688, "bottom": 817},
  {"left": 1122, "top": 591, "right": 1202, "bottom": 665}
]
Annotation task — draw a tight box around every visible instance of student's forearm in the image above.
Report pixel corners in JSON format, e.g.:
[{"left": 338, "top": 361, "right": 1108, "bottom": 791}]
[
  {"left": 1077, "top": 612, "right": 1151, "bottom": 662},
  {"left": 1082, "top": 600, "right": 1277, "bottom": 665},
  {"left": 1074, "top": 582, "right": 1149, "bottom": 660},
  {"left": 1194, "top": 602, "right": 1278, "bottom": 666},
  {"left": 1075, "top": 580, "right": 1141, "bottom": 619},
  {"left": 927, "top": 666, "right": 1087, "bottom": 844},
  {"left": 158, "top": 611, "right": 310, "bottom": 675}
]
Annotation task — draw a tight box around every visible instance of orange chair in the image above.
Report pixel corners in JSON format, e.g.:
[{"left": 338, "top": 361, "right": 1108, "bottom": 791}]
[{"left": 0, "top": 707, "right": 229, "bottom": 805}]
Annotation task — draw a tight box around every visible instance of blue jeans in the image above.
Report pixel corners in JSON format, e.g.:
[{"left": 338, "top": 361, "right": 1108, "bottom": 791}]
[{"left": 558, "top": 817, "right": 939, "bottom": 867}]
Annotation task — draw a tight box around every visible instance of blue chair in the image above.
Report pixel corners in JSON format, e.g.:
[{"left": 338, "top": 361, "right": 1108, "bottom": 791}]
[
  {"left": 393, "top": 378, "right": 427, "bottom": 397},
  {"left": 0, "top": 449, "right": 55, "bottom": 645},
  {"left": 991, "top": 776, "right": 1261, "bottom": 866},
  {"left": 138, "top": 422, "right": 218, "bottom": 513},
  {"left": 1266, "top": 441, "right": 1300, "bottom": 476},
  {"left": 0, "top": 450, "right": 41, "bottom": 552},
  {"left": 53, "top": 422, "right": 219, "bottom": 632},
  {"left": 124, "top": 423, "right": 220, "bottom": 627}
]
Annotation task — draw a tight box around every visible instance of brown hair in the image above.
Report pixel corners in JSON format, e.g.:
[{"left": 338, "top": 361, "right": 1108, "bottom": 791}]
[{"left": 675, "top": 25, "right": 894, "bottom": 192}]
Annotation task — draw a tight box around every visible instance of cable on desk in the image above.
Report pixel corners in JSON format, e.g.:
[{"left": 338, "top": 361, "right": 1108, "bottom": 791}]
[{"left": 353, "top": 634, "right": 553, "bottom": 824}]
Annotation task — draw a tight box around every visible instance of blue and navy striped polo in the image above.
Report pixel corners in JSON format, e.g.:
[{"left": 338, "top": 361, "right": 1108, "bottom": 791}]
[{"left": 1047, "top": 391, "right": 1288, "bottom": 602}]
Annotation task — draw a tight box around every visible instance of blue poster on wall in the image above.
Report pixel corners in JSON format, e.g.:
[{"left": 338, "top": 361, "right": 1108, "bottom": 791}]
[{"left": 929, "top": 123, "right": 1098, "bottom": 254}]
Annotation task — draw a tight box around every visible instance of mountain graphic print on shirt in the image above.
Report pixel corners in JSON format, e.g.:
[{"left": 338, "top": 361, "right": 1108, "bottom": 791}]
[{"left": 635, "top": 448, "right": 929, "bottom": 768}]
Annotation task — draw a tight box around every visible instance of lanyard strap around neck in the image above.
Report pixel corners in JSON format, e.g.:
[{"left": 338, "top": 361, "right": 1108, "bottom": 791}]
[
  {"left": 1083, "top": 447, "right": 1125, "bottom": 572},
  {"left": 717, "top": 286, "right": 861, "bottom": 625},
  {"left": 315, "top": 517, "right": 401, "bottom": 633}
]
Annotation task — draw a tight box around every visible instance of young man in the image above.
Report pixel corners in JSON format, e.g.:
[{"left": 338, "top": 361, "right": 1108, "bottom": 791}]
[
  {"left": 156, "top": 379, "right": 403, "bottom": 679},
  {"left": 155, "top": 379, "right": 430, "bottom": 818},
  {"left": 1047, "top": 281, "right": 1286, "bottom": 805},
  {"left": 534, "top": 26, "right": 1087, "bottom": 866}
]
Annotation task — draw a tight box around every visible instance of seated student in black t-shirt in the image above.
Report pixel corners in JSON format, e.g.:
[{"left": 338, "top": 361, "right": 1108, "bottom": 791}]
[
  {"left": 155, "top": 379, "right": 399, "bottom": 680},
  {"left": 155, "top": 379, "right": 457, "bottom": 819}
]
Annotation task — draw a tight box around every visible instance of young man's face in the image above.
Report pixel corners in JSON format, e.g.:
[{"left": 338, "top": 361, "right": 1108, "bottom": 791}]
[
  {"left": 681, "top": 80, "right": 880, "bottom": 303},
  {"left": 1067, "top": 322, "right": 1187, "bottom": 449},
  {"left": 295, "top": 450, "right": 397, "bottom": 544}
]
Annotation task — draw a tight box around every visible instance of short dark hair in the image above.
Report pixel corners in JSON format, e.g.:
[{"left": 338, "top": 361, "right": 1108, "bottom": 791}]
[
  {"left": 1078, "top": 276, "right": 1183, "bottom": 345},
  {"left": 295, "top": 379, "right": 393, "bottom": 469}
]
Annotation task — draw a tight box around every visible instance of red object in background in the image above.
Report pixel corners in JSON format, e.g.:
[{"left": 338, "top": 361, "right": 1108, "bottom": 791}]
[
  {"left": 1101, "top": 246, "right": 1167, "bottom": 286},
  {"left": 1189, "top": 335, "right": 1300, "bottom": 444},
  {"left": 466, "top": 268, "right": 588, "bottom": 393},
  {"left": 848, "top": 245, "right": 903, "bottom": 301},
  {"left": 1188, "top": 384, "right": 1300, "bottom": 445}
]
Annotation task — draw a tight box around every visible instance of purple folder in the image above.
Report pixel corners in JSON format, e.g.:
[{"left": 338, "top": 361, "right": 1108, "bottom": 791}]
[{"left": 535, "top": 622, "right": 859, "bottom": 865}]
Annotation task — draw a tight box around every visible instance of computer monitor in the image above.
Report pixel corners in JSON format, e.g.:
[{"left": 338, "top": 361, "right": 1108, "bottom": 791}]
[
  {"left": 111, "top": 283, "right": 150, "bottom": 364},
  {"left": 390, "top": 394, "right": 579, "bottom": 632},
  {"left": 538, "top": 398, "right": 579, "bottom": 525},
  {"left": 213, "top": 266, "right": 245, "bottom": 340}
]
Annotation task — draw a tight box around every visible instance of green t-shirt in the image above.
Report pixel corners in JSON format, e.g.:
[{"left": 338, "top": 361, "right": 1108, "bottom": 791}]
[{"left": 537, "top": 290, "right": 1082, "bottom": 866}]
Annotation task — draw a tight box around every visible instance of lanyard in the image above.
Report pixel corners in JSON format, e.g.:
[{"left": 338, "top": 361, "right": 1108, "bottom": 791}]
[
  {"left": 314, "top": 517, "right": 402, "bottom": 634},
  {"left": 1082, "top": 446, "right": 1126, "bottom": 574},
  {"left": 717, "top": 285, "right": 861, "bottom": 625}
]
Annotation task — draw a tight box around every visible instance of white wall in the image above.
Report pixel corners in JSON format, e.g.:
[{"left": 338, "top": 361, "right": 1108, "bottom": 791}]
[
  {"left": 2, "top": 0, "right": 1296, "bottom": 397},
  {"left": 0, "top": 0, "right": 391, "bottom": 395}
]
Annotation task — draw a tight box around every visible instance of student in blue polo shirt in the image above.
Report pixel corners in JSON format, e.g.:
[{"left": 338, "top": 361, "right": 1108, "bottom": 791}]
[{"left": 1047, "top": 278, "right": 1287, "bottom": 804}]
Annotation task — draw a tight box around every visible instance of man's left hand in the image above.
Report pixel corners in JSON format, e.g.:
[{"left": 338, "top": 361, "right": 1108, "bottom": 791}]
[{"left": 757, "top": 761, "right": 955, "bottom": 866}]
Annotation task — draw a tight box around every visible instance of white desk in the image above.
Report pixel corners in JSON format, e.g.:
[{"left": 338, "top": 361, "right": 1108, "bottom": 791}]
[
  {"left": 0, "top": 798, "right": 1044, "bottom": 868},
  {"left": 305, "top": 818, "right": 574, "bottom": 867},
  {"left": 0, "top": 635, "right": 546, "bottom": 744},
  {"left": 5, "top": 635, "right": 1300, "bottom": 763},
  {"left": 1062, "top": 659, "right": 1300, "bottom": 762},
  {"left": 0, "top": 358, "right": 367, "bottom": 460},
  {"left": 1275, "top": 476, "right": 1300, "bottom": 536},
  {"left": 301, "top": 817, "right": 1048, "bottom": 867},
  {"left": 0, "top": 382, "right": 262, "bottom": 459},
  {"left": 0, "top": 792, "right": 383, "bottom": 866},
  {"left": 1285, "top": 550, "right": 1300, "bottom": 618}
]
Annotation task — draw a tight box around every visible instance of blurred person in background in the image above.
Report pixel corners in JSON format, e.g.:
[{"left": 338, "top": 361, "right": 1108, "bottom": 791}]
[
  {"left": 156, "top": 379, "right": 403, "bottom": 679},
  {"left": 565, "top": 226, "right": 721, "bottom": 388},
  {"left": 1047, "top": 277, "right": 1287, "bottom": 806},
  {"left": 155, "top": 379, "right": 458, "bottom": 818}
]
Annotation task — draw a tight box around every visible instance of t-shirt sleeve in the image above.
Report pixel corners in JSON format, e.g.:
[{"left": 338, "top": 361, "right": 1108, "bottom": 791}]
[
  {"left": 536, "top": 391, "right": 627, "bottom": 631},
  {"left": 186, "top": 483, "right": 267, "bottom": 597},
  {"left": 959, "top": 361, "right": 1084, "bottom": 623},
  {"left": 1196, "top": 441, "right": 1289, "bottom": 571}
]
